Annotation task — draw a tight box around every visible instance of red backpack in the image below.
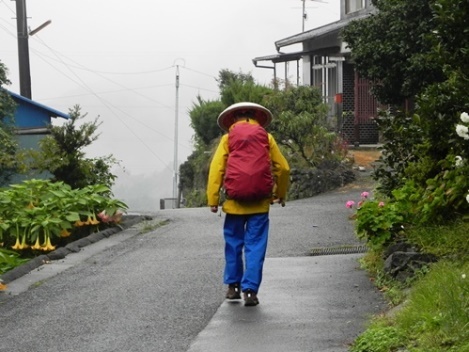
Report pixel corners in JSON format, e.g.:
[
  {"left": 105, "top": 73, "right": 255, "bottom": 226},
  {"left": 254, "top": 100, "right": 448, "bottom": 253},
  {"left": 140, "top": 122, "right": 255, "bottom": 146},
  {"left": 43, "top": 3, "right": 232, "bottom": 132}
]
[{"left": 224, "top": 122, "right": 274, "bottom": 201}]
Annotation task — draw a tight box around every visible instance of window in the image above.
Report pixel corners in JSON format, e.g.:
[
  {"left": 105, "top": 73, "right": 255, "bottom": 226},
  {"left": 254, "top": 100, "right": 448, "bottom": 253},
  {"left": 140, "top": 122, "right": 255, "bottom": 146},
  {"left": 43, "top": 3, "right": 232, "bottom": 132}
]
[
  {"left": 311, "top": 55, "right": 340, "bottom": 122},
  {"left": 346, "top": 0, "right": 365, "bottom": 14}
]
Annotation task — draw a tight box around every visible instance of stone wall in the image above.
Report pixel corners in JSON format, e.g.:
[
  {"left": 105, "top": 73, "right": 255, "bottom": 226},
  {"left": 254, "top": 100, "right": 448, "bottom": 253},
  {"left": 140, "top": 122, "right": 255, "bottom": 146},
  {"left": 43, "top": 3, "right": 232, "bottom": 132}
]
[{"left": 288, "top": 161, "right": 356, "bottom": 200}]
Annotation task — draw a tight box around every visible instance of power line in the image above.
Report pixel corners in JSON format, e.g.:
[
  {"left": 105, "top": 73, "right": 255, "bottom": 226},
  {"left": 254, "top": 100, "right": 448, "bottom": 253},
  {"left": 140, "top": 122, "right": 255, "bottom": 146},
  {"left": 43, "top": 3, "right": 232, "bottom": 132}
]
[
  {"left": 0, "top": 0, "right": 15, "bottom": 15},
  {"left": 1, "top": 15, "right": 213, "bottom": 169},
  {"left": 29, "top": 37, "right": 184, "bottom": 169}
]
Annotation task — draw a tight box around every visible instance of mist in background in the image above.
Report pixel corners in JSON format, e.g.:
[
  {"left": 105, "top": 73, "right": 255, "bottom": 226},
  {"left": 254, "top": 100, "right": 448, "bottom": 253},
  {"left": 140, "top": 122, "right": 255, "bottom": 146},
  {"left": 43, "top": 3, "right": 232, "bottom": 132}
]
[{"left": 0, "top": 0, "right": 340, "bottom": 211}]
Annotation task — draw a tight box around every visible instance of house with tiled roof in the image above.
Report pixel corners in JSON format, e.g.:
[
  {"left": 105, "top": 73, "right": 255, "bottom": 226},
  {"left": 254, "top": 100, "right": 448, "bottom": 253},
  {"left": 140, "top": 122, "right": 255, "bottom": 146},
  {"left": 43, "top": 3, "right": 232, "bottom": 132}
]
[{"left": 253, "top": 0, "right": 381, "bottom": 145}]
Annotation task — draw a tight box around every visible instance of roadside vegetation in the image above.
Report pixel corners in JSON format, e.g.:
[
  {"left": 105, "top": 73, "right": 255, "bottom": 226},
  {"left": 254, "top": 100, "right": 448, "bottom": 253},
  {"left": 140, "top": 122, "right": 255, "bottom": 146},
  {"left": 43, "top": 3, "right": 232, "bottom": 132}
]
[
  {"left": 181, "top": 71, "right": 349, "bottom": 207},
  {"left": 1, "top": 64, "right": 351, "bottom": 285},
  {"left": 0, "top": 64, "right": 126, "bottom": 285},
  {"left": 341, "top": 0, "right": 468, "bottom": 350}
]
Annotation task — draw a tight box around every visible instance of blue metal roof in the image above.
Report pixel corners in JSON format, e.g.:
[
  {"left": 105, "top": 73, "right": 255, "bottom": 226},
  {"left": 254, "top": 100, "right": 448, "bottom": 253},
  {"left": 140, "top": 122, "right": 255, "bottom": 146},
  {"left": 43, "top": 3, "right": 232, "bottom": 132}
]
[
  {"left": 6, "top": 90, "right": 69, "bottom": 119},
  {"left": 3, "top": 89, "right": 69, "bottom": 129}
]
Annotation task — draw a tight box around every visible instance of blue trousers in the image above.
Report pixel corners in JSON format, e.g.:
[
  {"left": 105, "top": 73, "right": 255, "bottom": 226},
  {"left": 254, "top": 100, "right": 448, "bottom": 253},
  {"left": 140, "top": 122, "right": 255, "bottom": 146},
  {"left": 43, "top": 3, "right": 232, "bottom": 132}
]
[{"left": 223, "top": 213, "right": 269, "bottom": 293}]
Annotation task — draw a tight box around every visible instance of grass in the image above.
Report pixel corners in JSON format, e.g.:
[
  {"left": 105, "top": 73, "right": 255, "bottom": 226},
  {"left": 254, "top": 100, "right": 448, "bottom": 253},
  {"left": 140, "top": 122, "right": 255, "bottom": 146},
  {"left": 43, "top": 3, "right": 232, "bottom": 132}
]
[
  {"left": 351, "top": 221, "right": 469, "bottom": 352},
  {"left": 138, "top": 219, "right": 170, "bottom": 234},
  {"left": 405, "top": 221, "right": 469, "bottom": 259}
]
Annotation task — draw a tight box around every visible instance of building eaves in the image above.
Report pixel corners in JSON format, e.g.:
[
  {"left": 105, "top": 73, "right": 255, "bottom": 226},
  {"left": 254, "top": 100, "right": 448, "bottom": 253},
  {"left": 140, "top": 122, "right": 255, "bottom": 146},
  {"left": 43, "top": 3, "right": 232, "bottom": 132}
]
[
  {"left": 253, "top": 51, "right": 305, "bottom": 66},
  {"left": 275, "top": 13, "right": 371, "bottom": 51}
]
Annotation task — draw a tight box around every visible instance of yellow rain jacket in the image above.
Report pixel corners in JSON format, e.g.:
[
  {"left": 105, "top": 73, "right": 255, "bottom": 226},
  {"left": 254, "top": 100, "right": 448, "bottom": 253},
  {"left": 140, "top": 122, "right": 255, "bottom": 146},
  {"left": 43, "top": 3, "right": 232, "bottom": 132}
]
[{"left": 207, "top": 120, "right": 290, "bottom": 215}]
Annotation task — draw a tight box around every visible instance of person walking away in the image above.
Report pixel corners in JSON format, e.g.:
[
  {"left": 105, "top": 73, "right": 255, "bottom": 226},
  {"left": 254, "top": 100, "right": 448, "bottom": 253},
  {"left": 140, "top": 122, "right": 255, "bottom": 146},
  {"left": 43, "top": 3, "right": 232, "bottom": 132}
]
[{"left": 207, "top": 102, "right": 290, "bottom": 307}]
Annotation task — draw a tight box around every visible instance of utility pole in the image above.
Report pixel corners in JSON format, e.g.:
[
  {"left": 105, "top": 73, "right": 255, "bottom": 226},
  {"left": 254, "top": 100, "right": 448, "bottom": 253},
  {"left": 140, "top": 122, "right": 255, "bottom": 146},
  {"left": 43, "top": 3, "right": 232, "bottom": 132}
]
[
  {"left": 15, "top": 0, "right": 32, "bottom": 99},
  {"left": 173, "top": 64, "right": 180, "bottom": 208},
  {"left": 302, "top": 0, "right": 306, "bottom": 32},
  {"left": 300, "top": 0, "right": 328, "bottom": 32}
]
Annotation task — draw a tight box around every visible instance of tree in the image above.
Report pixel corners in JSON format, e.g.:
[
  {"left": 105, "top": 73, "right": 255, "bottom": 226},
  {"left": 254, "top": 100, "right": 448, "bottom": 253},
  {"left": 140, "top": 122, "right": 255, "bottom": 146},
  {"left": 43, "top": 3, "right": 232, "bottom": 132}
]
[
  {"left": 181, "top": 70, "right": 275, "bottom": 206},
  {"left": 348, "top": 0, "right": 469, "bottom": 222},
  {"left": 189, "top": 97, "right": 225, "bottom": 146},
  {"left": 182, "top": 70, "right": 351, "bottom": 206},
  {"left": 29, "top": 105, "right": 118, "bottom": 190},
  {"left": 218, "top": 70, "right": 273, "bottom": 107},
  {"left": 416, "top": 0, "right": 469, "bottom": 161},
  {"left": 0, "top": 61, "right": 24, "bottom": 185},
  {"left": 264, "top": 85, "right": 335, "bottom": 167},
  {"left": 341, "top": 0, "right": 445, "bottom": 105},
  {"left": 189, "top": 71, "right": 274, "bottom": 148}
]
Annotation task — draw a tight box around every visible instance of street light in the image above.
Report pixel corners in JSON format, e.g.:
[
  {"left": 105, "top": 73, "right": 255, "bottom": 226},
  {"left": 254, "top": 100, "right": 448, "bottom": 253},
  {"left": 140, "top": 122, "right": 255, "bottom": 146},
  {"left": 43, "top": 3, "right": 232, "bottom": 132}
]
[{"left": 29, "top": 20, "right": 51, "bottom": 36}]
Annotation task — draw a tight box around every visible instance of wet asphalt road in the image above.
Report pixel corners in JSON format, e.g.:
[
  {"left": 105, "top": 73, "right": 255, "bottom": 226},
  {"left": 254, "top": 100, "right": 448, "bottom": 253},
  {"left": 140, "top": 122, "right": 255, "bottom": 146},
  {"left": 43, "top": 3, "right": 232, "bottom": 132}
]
[{"left": 0, "top": 179, "right": 386, "bottom": 352}]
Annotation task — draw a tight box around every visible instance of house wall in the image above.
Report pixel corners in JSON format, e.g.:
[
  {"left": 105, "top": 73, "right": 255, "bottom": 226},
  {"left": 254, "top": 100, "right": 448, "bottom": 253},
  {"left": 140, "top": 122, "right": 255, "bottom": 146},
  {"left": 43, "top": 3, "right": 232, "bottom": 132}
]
[
  {"left": 14, "top": 103, "right": 51, "bottom": 128},
  {"left": 282, "top": 0, "right": 380, "bottom": 145},
  {"left": 340, "top": 0, "right": 375, "bottom": 19}
]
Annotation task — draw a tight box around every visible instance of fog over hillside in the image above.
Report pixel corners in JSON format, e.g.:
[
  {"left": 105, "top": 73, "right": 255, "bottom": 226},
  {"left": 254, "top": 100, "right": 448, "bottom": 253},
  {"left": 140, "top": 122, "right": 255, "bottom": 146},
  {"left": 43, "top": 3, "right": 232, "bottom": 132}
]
[{"left": 111, "top": 166, "right": 175, "bottom": 213}]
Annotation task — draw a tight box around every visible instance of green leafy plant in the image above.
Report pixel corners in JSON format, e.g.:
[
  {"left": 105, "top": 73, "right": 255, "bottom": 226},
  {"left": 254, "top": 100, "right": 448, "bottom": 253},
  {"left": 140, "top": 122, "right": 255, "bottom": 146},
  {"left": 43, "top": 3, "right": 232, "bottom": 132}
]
[
  {"left": 347, "top": 191, "right": 405, "bottom": 250},
  {"left": 418, "top": 155, "right": 469, "bottom": 223},
  {"left": 351, "top": 318, "right": 403, "bottom": 352},
  {"left": 372, "top": 111, "right": 424, "bottom": 196},
  {"left": 0, "top": 248, "right": 29, "bottom": 275},
  {"left": 0, "top": 179, "right": 127, "bottom": 253}
]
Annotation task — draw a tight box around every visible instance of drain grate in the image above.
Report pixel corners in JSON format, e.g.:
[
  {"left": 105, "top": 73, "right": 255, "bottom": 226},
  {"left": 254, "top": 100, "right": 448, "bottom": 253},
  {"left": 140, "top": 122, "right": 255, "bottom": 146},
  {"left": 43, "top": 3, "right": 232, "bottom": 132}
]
[{"left": 309, "top": 245, "right": 368, "bottom": 256}]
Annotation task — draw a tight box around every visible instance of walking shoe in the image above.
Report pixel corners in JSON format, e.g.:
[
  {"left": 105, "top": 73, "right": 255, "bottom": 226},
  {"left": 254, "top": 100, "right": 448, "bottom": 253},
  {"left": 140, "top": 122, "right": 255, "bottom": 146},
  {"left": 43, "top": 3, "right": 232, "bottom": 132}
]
[
  {"left": 243, "top": 289, "right": 259, "bottom": 306},
  {"left": 225, "top": 283, "right": 241, "bottom": 299}
]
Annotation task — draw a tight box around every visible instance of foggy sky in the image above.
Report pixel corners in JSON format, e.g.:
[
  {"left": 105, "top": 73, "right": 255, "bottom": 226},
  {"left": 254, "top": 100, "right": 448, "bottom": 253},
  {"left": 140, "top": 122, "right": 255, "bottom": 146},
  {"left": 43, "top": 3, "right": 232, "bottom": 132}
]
[{"left": 0, "top": 0, "right": 339, "bottom": 209}]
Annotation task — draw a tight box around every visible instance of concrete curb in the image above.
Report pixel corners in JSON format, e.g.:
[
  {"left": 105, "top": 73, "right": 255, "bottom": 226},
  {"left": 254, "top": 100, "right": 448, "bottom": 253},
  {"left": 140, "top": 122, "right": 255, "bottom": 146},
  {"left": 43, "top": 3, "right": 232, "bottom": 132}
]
[{"left": 0, "top": 215, "right": 150, "bottom": 284}]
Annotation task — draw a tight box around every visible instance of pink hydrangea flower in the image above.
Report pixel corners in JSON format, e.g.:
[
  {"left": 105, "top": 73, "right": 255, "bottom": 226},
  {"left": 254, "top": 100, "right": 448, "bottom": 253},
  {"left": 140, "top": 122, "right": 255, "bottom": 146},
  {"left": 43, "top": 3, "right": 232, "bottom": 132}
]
[
  {"left": 378, "top": 201, "right": 385, "bottom": 207},
  {"left": 346, "top": 200, "right": 355, "bottom": 209},
  {"left": 361, "top": 191, "right": 370, "bottom": 199}
]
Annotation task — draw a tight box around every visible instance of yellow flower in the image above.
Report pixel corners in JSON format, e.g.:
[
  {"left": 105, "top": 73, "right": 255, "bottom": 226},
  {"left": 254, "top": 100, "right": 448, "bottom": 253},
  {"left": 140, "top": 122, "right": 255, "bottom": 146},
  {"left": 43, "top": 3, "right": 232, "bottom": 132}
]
[
  {"left": 85, "top": 215, "right": 99, "bottom": 225},
  {"left": 19, "top": 234, "right": 29, "bottom": 250},
  {"left": 74, "top": 220, "right": 86, "bottom": 227},
  {"left": 31, "top": 237, "right": 42, "bottom": 250},
  {"left": 42, "top": 236, "right": 56, "bottom": 251},
  {"left": 11, "top": 237, "right": 22, "bottom": 250},
  {"left": 60, "top": 229, "right": 71, "bottom": 237}
]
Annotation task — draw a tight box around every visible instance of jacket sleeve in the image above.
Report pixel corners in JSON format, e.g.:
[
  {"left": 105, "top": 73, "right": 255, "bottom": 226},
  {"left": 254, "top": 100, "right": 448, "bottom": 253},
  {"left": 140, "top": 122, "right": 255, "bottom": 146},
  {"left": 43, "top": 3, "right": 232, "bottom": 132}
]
[
  {"left": 206, "top": 135, "right": 229, "bottom": 206},
  {"left": 269, "top": 135, "right": 290, "bottom": 200}
]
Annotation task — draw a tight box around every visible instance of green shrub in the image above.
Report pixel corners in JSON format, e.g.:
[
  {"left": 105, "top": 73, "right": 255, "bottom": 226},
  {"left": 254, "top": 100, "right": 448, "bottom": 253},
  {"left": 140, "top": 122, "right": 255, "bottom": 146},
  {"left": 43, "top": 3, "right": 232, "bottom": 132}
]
[
  {"left": 355, "top": 200, "right": 404, "bottom": 250},
  {"left": 0, "top": 248, "right": 28, "bottom": 275},
  {"left": 0, "top": 179, "right": 127, "bottom": 253},
  {"left": 347, "top": 191, "right": 406, "bottom": 251},
  {"left": 351, "top": 319, "right": 403, "bottom": 352},
  {"left": 373, "top": 111, "right": 424, "bottom": 197}
]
